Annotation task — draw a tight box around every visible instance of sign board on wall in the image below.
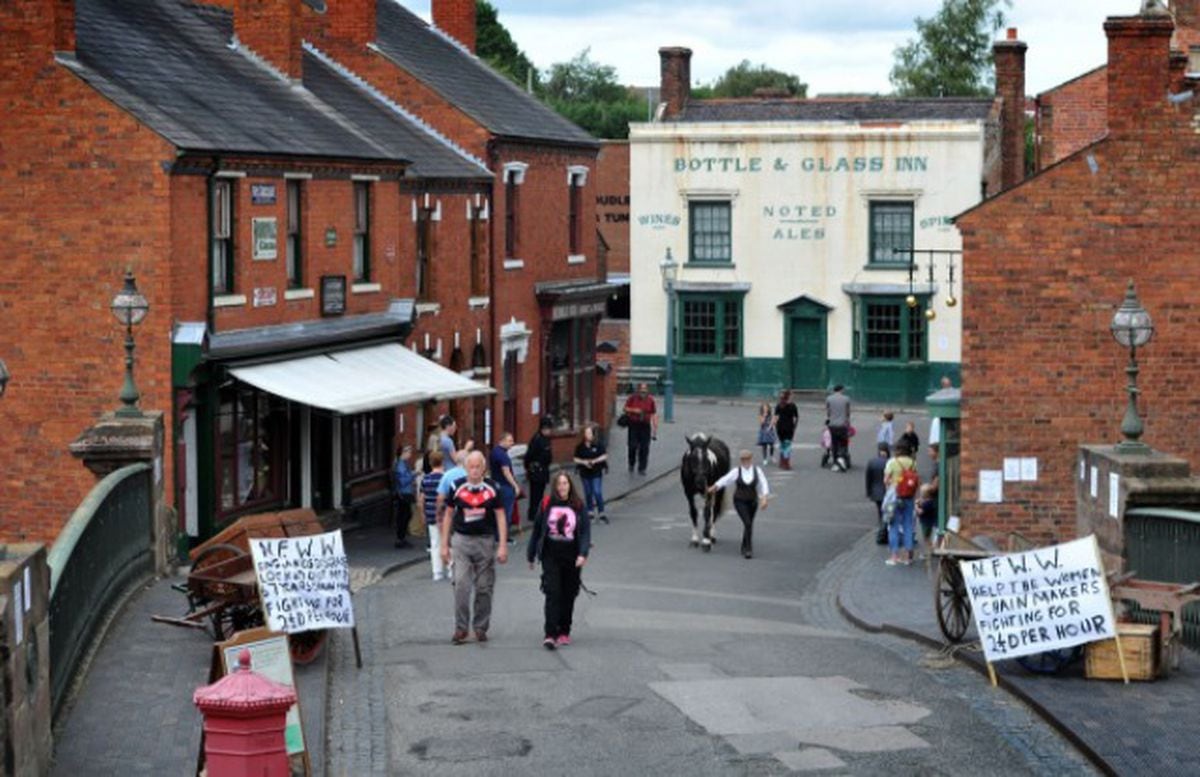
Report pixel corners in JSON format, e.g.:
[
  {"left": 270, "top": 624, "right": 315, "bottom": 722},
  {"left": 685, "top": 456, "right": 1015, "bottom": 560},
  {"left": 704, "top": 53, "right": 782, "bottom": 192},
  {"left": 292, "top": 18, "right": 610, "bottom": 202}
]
[
  {"left": 320, "top": 275, "right": 346, "bottom": 317},
  {"left": 250, "top": 183, "right": 277, "bottom": 205},
  {"left": 961, "top": 535, "right": 1117, "bottom": 662},
  {"left": 249, "top": 530, "right": 355, "bottom": 634},
  {"left": 252, "top": 217, "right": 278, "bottom": 260}
]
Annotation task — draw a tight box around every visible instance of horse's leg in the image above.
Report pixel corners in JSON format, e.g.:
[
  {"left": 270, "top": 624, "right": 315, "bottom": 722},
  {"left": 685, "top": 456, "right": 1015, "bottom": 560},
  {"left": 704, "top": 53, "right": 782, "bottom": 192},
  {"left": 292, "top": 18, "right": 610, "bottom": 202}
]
[
  {"left": 701, "top": 495, "right": 713, "bottom": 551},
  {"left": 687, "top": 493, "right": 700, "bottom": 547}
]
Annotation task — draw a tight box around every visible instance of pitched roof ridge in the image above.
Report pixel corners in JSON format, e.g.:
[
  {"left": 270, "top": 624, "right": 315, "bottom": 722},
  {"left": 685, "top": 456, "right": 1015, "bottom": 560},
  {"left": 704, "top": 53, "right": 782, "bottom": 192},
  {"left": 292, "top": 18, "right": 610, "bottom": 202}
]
[{"left": 303, "top": 41, "right": 489, "bottom": 172}]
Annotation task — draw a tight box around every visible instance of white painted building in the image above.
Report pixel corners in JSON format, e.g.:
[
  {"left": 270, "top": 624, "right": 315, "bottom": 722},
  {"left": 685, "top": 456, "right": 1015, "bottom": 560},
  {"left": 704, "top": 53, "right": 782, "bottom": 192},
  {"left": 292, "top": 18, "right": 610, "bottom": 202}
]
[{"left": 629, "top": 47, "right": 1017, "bottom": 404}]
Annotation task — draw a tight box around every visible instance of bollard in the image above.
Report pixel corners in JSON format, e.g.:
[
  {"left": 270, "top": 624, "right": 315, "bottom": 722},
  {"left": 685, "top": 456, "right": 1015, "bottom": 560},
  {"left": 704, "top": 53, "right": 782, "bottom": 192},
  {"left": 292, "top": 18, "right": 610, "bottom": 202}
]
[{"left": 193, "top": 649, "right": 296, "bottom": 777}]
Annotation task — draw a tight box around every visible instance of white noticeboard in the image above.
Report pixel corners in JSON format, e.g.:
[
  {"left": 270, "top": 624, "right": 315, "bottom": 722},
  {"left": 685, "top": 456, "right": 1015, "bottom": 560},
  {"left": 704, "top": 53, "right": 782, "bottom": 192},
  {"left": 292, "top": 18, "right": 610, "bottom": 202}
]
[
  {"left": 961, "top": 535, "right": 1117, "bottom": 663},
  {"left": 249, "top": 530, "right": 355, "bottom": 633},
  {"left": 1003, "top": 458, "right": 1021, "bottom": 482},
  {"left": 979, "top": 470, "right": 1003, "bottom": 503},
  {"left": 1109, "top": 473, "right": 1120, "bottom": 519}
]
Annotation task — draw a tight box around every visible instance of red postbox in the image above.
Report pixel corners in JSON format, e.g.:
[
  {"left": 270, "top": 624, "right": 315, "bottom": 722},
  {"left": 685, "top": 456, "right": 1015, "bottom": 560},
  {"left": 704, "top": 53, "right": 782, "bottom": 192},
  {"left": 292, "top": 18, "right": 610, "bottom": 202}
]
[{"left": 193, "top": 649, "right": 297, "bottom": 777}]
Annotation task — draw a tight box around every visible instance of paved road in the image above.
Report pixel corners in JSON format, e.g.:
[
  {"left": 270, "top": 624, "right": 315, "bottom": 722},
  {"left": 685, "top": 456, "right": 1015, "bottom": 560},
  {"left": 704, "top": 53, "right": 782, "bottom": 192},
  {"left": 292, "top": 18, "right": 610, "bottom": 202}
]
[{"left": 327, "top": 401, "right": 1098, "bottom": 776}]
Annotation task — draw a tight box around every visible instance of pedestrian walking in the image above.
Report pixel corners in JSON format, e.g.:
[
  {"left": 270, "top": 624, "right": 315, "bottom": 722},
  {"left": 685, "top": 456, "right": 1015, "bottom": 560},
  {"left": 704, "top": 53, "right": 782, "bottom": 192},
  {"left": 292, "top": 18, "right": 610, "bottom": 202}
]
[
  {"left": 876, "top": 411, "right": 895, "bottom": 449},
  {"left": 438, "top": 415, "right": 459, "bottom": 464},
  {"left": 490, "top": 431, "right": 523, "bottom": 541},
  {"left": 527, "top": 471, "right": 591, "bottom": 649},
  {"left": 884, "top": 440, "right": 919, "bottom": 566},
  {"left": 391, "top": 444, "right": 416, "bottom": 549},
  {"left": 899, "top": 421, "right": 920, "bottom": 459},
  {"left": 623, "top": 382, "right": 658, "bottom": 474},
  {"left": 524, "top": 416, "right": 554, "bottom": 530},
  {"left": 756, "top": 401, "right": 777, "bottom": 465},
  {"left": 773, "top": 389, "right": 799, "bottom": 470},
  {"left": 417, "top": 451, "right": 449, "bottom": 580},
  {"left": 439, "top": 451, "right": 508, "bottom": 644},
  {"left": 707, "top": 449, "right": 769, "bottom": 559},
  {"left": 573, "top": 424, "right": 608, "bottom": 523},
  {"left": 865, "top": 442, "right": 890, "bottom": 544},
  {"left": 825, "top": 384, "right": 852, "bottom": 472}
]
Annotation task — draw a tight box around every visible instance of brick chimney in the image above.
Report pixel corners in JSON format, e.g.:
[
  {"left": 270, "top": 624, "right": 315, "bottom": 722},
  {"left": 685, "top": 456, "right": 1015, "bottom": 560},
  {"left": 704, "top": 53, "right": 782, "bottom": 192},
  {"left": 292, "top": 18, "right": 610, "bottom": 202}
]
[
  {"left": 993, "top": 28, "right": 1027, "bottom": 191},
  {"left": 53, "top": 0, "right": 75, "bottom": 51},
  {"left": 433, "top": 0, "right": 476, "bottom": 53},
  {"left": 1171, "top": 0, "right": 1200, "bottom": 52},
  {"left": 324, "top": 0, "right": 376, "bottom": 47},
  {"left": 1105, "top": 6, "right": 1174, "bottom": 137},
  {"left": 659, "top": 47, "right": 692, "bottom": 120},
  {"left": 234, "top": 0, "right": 303, "bottom": 80}
]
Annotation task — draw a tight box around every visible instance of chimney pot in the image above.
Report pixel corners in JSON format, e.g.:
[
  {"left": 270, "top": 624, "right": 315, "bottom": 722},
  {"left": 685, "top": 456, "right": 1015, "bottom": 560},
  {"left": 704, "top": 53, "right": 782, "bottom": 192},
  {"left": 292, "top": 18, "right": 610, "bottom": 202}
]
[{"left": 1007, "top": 27, "right": 1018, "bottom": 40}]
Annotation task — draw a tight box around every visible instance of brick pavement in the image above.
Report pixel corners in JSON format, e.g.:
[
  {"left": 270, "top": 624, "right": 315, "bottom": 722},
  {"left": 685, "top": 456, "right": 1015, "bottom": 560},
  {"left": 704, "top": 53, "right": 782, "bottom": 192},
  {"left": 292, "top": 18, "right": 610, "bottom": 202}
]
[{"left": 837, "top": 531, "right": 1200, "bottom": 776}]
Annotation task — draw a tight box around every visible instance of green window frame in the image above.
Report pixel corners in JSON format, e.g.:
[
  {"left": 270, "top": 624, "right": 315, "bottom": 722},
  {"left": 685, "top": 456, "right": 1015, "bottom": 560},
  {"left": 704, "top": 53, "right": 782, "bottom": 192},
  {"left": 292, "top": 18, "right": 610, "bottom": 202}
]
[
  {"left": 688, "top": 201, "right": 732, "bottom": 264},
  {"left": 677, "top": 293, "right": 742, "bottom": 359},
  {"left": 851, "top": 296, "right": 926, "bottom": 363},
  {"left": 868, "top": 201, "right": 913, "bottom": 265}
]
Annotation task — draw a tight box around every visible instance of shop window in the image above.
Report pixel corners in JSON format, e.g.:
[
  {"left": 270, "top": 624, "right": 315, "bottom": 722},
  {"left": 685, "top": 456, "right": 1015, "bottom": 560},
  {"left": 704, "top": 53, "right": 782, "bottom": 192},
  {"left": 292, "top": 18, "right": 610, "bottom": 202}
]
[
  {"left": 688, "top": 201, "right": 731, "bottom": 264},
  {"left": 286, "top": 180, "right": 303, "bottom": 289},
  {"left": 211, "top": 179, "right": 235, "bottom": 294},
  {"left": 343, "top": 409, "right": 391, "bottom": 481},
  {"left": 545, "top": 316, "right": 597, "bottom": 431},
  {"left": 217, "top": 382, "right": 287, "bottom": 516},
  {"left": 416, "top": 203, "right": 434, "bottom": 299},
  {"left": 852, "top": 296, "right": 927, "bottom": 363},
  {"left": 353, "top": 182, "right": 371, "bottom": 282},
  {"left": 679, "top": 293, "right": 742, "bottom": 358},
  {"left": 868, "top": 201, "right": 913, "bottom": 265}
]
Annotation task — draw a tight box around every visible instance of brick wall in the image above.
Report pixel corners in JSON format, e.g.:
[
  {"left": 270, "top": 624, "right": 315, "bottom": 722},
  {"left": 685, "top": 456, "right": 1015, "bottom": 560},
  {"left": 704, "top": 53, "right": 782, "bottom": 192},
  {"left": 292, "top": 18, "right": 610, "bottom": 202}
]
[
  {"left": 431, "top": 0, "right": 476, "bottom": 53},
  {"left": 957, "top": 12, "right": 1196, "bottom": 543},
  {"left": 1035, "top": 66, "right": 1108, "bottom": 170},
  {"left": 595, "top": 141, "right": 630, "bottom": 275},
  {"left": 0, "top": 9, "right": 176, "bottom": 542}
]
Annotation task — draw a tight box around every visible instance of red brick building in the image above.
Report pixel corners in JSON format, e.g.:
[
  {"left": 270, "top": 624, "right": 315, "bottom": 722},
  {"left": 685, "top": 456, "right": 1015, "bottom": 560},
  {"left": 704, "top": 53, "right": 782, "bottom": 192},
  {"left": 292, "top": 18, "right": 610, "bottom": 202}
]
[
  {"left": 309, "top": 0, "right": 609, "bottom": 458},
  {"left": 0, "top": 0, "right": 494, "bottom": 543},
  {"left": 957, "top": 6, "right": 1200, "bottom": 541},
  {"left": 1034, "top": 0, "right": 1200, "bottom": 171}
]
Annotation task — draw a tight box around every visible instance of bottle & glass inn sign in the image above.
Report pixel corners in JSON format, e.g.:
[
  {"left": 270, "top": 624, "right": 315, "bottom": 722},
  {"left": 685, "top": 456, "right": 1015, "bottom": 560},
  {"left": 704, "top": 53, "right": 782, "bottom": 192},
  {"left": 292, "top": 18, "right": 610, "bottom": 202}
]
[{"left": 672, "top": 154, "right": 929, "bottom": 175}]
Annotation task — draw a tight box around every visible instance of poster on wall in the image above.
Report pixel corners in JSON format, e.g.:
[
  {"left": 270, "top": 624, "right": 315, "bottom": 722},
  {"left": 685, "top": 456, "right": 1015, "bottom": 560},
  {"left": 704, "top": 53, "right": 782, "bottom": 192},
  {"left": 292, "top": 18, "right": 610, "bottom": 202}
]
[{"left": 252, "top": 217, "right": 278, "bottom": 260}]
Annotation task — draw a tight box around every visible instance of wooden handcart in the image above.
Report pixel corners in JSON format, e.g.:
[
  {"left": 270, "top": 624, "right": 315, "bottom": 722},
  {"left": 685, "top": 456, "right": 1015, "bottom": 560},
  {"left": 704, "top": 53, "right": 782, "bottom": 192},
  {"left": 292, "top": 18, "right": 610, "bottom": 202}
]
[{"left": 154, "top": 509, "right": 329, "bottom": 663}]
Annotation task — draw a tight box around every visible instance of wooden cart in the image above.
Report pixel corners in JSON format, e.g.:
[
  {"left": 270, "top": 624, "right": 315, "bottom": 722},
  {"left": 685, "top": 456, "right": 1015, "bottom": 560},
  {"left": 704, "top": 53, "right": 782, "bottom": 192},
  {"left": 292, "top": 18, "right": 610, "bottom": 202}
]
[{"left": 155, "top": 509, "right": 329, "bottom": 662}]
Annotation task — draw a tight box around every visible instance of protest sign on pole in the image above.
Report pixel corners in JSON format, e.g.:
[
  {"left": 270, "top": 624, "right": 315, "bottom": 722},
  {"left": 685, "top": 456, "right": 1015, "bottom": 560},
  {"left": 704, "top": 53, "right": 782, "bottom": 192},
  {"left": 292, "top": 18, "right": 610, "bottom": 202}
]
[
  {"left": 960, "top": 535, "right": 1124, "bottom": 681},
  {"left": 249, "top": 529, "right": 355, "bottom": 634}
]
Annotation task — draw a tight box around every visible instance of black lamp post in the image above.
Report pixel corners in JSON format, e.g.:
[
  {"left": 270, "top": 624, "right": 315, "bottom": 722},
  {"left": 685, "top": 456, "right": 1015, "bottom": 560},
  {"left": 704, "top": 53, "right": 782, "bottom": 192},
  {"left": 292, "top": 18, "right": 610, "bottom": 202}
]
[
  {"left": 0, "top": 357, "right": 9, "bottom": 398},
  {"left": 1110, "top": 280, "right": 1154, "bottom": 453},
  {"left": 110, "top": 269, "right": 149, "bottom": 418},
  {"left": 659, "top": 247, "right": 678, "bottom": 424}
]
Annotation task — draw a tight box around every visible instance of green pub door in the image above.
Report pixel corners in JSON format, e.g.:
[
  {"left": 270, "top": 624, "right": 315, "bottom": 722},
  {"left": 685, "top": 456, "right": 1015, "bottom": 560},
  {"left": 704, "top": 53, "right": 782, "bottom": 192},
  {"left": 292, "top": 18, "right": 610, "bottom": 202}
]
[{"left": 780, "top": 296, "right": 831, "bottom": 391}]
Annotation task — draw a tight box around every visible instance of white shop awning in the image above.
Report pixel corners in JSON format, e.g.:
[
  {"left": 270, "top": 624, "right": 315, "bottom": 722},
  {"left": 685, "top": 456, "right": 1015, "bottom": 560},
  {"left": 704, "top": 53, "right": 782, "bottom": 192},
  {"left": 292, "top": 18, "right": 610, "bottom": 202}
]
[{"left": 229, "top": 343, "right": 493, "bottom": 415}]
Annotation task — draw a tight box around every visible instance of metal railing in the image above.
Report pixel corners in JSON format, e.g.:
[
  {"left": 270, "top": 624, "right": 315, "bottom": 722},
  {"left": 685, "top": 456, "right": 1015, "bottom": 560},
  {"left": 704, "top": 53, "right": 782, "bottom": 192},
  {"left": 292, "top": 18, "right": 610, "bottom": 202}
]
[
  {"left": 1124, "top": 507, "right": 1200, "bottom": 651},
  {"left": 47, "top": 462, "right": 153, "bottom": 720}
]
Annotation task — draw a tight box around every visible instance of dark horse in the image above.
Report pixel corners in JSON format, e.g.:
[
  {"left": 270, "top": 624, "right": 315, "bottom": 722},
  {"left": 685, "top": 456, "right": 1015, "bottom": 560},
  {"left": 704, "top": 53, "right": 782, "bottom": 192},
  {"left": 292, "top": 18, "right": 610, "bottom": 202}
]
[{"left": 680, "top": 433, "right": 731, "bottom": 552}]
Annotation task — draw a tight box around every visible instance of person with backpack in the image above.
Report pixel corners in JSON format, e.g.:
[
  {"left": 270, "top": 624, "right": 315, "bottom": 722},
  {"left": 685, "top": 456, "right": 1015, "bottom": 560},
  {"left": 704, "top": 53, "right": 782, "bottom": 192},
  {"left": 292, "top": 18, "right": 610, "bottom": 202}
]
[
  {"left": 884, "top": 439, "right": 920, "bottom": 565},
  {"left": 526, "top": 471, "right": 591, "bottom": 650}
]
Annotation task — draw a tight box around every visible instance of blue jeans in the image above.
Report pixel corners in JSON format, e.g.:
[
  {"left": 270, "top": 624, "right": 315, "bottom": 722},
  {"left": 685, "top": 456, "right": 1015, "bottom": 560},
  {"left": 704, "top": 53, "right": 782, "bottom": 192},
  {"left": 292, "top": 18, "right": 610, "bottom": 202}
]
[
  {"left": 581, "top": 475, "right": 605, "bottom": 516},
  {"left": 497, "top": 482, "right": 517, "bottom": 530},
  {"left": 888, "top": 497, "right": 915, "bottom": 555}
]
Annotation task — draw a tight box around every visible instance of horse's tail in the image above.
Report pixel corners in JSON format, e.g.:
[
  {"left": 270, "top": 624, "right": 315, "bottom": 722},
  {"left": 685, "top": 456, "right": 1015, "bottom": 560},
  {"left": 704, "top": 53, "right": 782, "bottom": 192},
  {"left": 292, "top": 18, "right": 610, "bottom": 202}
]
[{"left": 712, "top": 485, "right": 727, "bottom": 519}]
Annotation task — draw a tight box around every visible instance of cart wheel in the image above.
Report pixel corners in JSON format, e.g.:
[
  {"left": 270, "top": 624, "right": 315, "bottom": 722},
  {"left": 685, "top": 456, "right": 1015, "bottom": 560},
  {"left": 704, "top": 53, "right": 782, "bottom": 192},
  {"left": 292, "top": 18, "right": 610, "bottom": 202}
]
[
  {"left": 210, "top": 604, "right": 263, "bottom": 642},
  {"left": 1016, "top": 645, "right": 1083, "bottom": 674},
  {"left": 934, "top": 558, "right": 972, "bottom": 643},
  {"left": 289, "top": 631, "right": 328, "bottom": 665},
  {"left": 191, "top": 543, "right": 247, "bottom": 573}
]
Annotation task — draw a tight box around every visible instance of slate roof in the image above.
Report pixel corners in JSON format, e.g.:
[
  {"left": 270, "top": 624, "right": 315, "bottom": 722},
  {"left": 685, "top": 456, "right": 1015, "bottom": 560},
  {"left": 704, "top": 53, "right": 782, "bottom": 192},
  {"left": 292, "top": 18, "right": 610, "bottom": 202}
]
[
  {"left": 373, "top": 0, "right": 598, "bottom": 147},
  {"left": 676, "top": 98, "right": 996, "bottom": 123}
]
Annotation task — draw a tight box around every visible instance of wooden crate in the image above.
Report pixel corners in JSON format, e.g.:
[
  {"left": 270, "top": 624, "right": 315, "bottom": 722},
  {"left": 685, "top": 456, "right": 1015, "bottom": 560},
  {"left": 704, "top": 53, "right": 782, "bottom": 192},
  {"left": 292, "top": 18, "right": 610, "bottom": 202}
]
[{"left": 1085, "top": 623, "right": 1161, "bottom": 681}]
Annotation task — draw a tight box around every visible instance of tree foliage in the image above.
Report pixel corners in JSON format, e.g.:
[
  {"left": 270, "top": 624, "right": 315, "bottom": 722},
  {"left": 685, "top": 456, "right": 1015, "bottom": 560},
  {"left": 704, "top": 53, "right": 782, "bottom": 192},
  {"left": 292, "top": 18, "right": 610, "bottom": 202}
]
[
  {"left": 889, "top": 0, "right": 1010, "bottom": 97},
  {"left": 475, "top": 0, "right": 540, "bottom": 92},
  {"left": 693, "top": 60, "right": 808, "bottom": 99},
  {"left": 542, "top": 49, "right": 646, "bottom": 138}
]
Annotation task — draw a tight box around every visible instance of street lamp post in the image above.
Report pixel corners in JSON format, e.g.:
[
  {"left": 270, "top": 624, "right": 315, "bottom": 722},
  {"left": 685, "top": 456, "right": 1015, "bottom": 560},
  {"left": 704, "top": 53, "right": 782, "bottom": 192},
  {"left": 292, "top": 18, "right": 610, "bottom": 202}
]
[
  {"left": 659, "top": 247, "right": 678, "bottom": 424},
  {"left": 1110, "top": 280, "right": 1154, "bottom": 453},
  {"left": 110, "top": 269, "right": 150, "bottom": 418}
]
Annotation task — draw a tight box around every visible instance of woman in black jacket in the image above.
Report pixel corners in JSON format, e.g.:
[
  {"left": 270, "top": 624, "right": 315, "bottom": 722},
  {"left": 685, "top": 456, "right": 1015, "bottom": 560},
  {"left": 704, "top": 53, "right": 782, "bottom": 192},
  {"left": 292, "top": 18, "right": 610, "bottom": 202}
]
[
  {"left": 524, "top": 416, "right": 554, "bottom": 531},
  {"left": 573, "top": 424, "right": 608, "bottom": 523},
  {"left": 527, "top": 472, "right": 591, "bottom": 649}
]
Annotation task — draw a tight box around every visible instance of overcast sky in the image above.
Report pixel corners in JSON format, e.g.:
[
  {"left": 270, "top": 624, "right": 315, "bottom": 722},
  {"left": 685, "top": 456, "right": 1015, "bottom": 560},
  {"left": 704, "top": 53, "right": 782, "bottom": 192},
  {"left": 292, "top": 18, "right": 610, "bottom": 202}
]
[{"left": 409, "top": 0, "right": 1146, "bottom": 96}]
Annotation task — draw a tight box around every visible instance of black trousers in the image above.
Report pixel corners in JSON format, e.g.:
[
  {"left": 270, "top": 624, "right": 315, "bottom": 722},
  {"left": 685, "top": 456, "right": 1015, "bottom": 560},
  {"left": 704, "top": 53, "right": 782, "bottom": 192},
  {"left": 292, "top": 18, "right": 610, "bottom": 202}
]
[
  {"left": 733, "top": 498, "right": 758, "bottom": 556},
  {"left": 829, "top": 425, "right": 850, "bottom": 465},
  {"left": 541, "top": 548, "right": 581, "bottom": 638},
  {"left": 627, "top": 423, "right": 651, "bottom": 473},
  {"left": 394, "top": 495, "right": 413, "bottom": 542},
  {"left": 526, "top": 478, "right": 547, "bottom": 528}
]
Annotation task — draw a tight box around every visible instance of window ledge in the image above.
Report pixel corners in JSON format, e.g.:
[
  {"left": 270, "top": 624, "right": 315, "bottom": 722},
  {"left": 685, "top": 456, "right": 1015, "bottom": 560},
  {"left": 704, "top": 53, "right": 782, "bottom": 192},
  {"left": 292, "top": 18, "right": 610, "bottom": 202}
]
[
  {"left": 473, "top": 366, "right": 493, "bottom": 376},
  {"left": 503, "top": 259, "right": 524, "bottom": 270},
  {"left": 567, "top": 254, "right": 587, "bottom": 265},
  {"left": 861, "top": 264, "right": 912, "bottom": 272},
  {"left": 352, "top": 282, "right": 382, "bottom": 294},
  {"left": 284, "top": 288, "right": 315, "bottom": 300},
  {"left": 468, "top": 296, "right": 490, "bottom": 310},
  {"left": 213, "top": 294, "right": 247, "bottom": 308},
  {"left": 415, "top": 302, "right": 441, "bottom": 316},
  {"left": 684, "top": 261, "right": 735, "bottom": 269}
]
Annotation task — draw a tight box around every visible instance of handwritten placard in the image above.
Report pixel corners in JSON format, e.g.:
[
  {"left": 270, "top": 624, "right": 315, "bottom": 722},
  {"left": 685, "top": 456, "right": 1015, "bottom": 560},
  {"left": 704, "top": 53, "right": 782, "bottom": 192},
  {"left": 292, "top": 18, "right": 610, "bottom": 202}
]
[
  {"left": 249, "top": 530, "right": 354, "bottom": 633},
  {"left": 961, "top": 536, "right": 1116, "bottom": 662}
]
